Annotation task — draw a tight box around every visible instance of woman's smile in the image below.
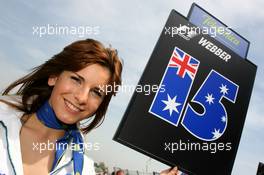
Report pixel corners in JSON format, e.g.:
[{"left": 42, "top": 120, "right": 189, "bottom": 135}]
[{"left": 64, "top": 98, "right": 83, "bottom": 114}]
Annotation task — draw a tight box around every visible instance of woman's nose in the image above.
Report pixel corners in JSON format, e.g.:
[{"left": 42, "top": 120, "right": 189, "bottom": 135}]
[{"left": 74, "top": 86, "right": 89, "bottom": 104}]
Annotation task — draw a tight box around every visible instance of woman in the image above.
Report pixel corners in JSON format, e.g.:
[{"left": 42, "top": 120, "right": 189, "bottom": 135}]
[{"left": 0, "top": 39, "right": 179, "bottom": 175}]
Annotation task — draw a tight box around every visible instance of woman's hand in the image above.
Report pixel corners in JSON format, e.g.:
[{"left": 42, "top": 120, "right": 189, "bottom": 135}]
[{"left": 160, "top": 166, "right": 179, "bottom": 175}]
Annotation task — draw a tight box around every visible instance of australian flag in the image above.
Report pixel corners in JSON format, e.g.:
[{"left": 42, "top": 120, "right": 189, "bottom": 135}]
[{"left": 149, "top": 47, "right": 200, "bottom": 126}]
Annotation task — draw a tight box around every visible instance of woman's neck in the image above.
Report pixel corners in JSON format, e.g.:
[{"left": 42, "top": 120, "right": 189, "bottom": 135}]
[{"left": 21, "top": 113, "right": 65, "bottom": 141}]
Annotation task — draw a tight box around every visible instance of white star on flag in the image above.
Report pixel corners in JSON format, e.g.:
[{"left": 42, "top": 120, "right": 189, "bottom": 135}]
[
  {"left": 205, "top": 93, "right": 215, "bottom": 105},
  {"left": 162, "top": 94, "right": 181, "bottom": 116},
  {"left": 212, "top": 128, "right": 222, "bottom": 139},
  {"left": 221, "top": 116, "right": 227, "bottom": 123},
  {"left": 219, "top": 84, "right": 229, "bottom": 95}
]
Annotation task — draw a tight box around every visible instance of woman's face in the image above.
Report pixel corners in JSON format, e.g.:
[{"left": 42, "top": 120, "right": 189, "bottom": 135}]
[{"left": 47, "top": 64, "right": 110, "bottom": 124}]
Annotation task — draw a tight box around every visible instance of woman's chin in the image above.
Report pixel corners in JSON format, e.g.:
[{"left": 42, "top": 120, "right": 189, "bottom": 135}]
[{"left": 57, "top": 116, "right": 77, "bottom": 125}]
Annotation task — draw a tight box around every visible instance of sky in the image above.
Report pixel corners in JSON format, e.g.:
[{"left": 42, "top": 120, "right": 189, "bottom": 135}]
[{"left": 0, "top": 0, "right": 263, "bottom": 174}]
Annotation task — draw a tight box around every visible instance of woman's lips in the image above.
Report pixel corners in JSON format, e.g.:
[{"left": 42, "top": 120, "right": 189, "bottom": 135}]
[{"left": 64, "top": 99, "right": 82, "bottom": 114}]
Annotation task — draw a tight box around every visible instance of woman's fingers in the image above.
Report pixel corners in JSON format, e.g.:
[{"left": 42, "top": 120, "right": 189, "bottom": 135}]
[
  {"left": 160, "top": 168, "right": 171, "bottom": 175},
  {"left": 170, "top": 167, "right": 179, "bottom": 175},
  {"left": 160, "top": 166, "right": 179, "bottom": 175}
]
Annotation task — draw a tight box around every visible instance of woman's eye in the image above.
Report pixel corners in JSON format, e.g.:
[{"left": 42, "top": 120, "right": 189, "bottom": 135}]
[
  {"left": 92, "top": 89, "right": 103, "bottom": 98},
  {"left": 70, "top": 76, "right": 81, "bottom": 84}
]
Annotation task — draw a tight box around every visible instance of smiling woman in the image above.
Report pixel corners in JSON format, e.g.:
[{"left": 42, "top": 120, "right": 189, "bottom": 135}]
[
  {"left": 0, "top": 39, "right": 179, "bottom": 175},
  {"left": 0, "top": 39, "right": 122, "bottom": 175}
]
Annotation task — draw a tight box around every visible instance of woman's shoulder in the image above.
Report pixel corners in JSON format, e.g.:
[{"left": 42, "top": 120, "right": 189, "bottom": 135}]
[
  {"left": 0, "top": 95, "right": 23, "bottom": 122},
  {"left": 83, "top": 154, "right": 94, "bottom": 164},
  {"left": 83, "top": 154, "right": 96, "bottom": 175}
]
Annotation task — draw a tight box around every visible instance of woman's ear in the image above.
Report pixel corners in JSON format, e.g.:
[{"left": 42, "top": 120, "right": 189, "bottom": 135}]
[{"left": 48, "top": 75, "right": 58, "bottom": 86}]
